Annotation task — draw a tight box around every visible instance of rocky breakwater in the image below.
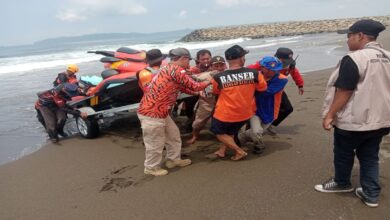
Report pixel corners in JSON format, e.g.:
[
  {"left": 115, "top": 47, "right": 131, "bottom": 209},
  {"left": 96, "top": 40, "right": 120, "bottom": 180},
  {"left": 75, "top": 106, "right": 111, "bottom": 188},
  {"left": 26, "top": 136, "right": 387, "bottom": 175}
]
[{"left": 179, "top": 15, "right": 390, "bottom": 42}]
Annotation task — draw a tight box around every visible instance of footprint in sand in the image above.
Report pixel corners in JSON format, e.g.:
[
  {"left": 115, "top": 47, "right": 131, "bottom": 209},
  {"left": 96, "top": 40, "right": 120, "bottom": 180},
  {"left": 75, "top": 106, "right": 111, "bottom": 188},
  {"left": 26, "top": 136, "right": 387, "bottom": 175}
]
[
  {"left": 100, "top": 165, "right": 138, "bottom": 192},
  {"left": 100, "top": 164, "right": 157, "bottom": 192},
  {"left": 100, "top": 177, "right": 134, "bottom": 192}
]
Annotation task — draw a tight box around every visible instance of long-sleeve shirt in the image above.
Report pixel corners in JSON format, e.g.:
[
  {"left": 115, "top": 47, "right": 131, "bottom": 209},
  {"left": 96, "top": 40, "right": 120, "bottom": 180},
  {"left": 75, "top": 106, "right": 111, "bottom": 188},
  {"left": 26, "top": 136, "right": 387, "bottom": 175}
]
[
  {"left": 255, "top": 73, "right": 288, "bottom": 124},
  {"left": 247, "top": 62, "right": 304, "bottom": 88},
  {"left": 138, "top": 63, "right": 209, "bottom": 118}
]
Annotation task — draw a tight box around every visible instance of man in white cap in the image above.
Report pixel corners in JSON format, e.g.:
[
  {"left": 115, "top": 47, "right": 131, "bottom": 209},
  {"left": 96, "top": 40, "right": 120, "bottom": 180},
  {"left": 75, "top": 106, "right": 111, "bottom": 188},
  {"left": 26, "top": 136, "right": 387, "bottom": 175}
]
[{"left": 315, "top": 19, "right": 390, "bottom": 208}]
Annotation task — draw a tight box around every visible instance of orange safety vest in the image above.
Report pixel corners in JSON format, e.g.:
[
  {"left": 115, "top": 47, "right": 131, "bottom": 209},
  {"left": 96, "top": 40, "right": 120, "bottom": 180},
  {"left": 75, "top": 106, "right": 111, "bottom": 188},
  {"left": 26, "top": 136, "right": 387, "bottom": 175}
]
[{"left": 136, "top": 67, "right": 159, "bottom": 92}]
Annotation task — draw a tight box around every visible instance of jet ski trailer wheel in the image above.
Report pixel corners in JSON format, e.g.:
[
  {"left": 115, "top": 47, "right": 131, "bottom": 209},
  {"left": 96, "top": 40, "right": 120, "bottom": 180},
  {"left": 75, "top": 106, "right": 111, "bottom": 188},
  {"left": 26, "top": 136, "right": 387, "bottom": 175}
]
[{"left": 76, "top": 117, "right": 99, "bottom": 138}]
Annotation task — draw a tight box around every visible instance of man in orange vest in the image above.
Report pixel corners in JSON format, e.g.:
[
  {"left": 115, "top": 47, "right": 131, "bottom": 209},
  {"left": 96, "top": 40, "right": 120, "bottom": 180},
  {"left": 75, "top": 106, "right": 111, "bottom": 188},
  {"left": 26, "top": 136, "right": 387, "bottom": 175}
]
[
  {"left": 136, "top": 49, "right": 167, "bottom": 92},
  {"left": 53, "top": 64, "right": 80, "bottom": 86}
]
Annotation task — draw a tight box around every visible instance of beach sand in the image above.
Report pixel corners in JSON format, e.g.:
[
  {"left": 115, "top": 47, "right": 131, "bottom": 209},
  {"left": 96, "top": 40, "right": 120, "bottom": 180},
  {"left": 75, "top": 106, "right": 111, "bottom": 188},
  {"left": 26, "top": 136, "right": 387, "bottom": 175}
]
[{"left": 1, "top": 31, "right": 390, "bottom": 219}]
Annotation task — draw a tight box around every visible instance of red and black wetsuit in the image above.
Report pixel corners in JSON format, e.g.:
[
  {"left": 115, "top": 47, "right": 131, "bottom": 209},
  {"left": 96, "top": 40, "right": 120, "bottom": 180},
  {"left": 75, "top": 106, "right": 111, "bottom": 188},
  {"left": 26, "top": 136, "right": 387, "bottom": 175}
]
[
  {"left": 53, "top": 72, "right": 78, "bottom": 87},
  {"left": 35, "top": 89, "right": 81, "bottom": 142}
]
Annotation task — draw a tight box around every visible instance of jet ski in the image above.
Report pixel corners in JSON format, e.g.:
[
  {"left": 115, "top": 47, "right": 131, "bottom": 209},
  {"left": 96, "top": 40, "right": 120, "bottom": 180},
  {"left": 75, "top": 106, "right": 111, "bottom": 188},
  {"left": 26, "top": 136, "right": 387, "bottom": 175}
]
[
  {"left": 88, "top": 47, "right": 148, "bottom": 75},
  {"left": 68, "top": 47, "right": 149, "bottom": 138}
]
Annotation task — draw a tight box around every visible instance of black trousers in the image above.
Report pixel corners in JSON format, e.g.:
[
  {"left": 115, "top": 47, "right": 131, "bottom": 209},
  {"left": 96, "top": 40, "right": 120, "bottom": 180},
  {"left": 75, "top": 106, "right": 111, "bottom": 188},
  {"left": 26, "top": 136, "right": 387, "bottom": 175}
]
[
  {"left": 173, "top": 96, "right": 199, "bottom": 132},
  {"left": 333, "top": 127, "right": 389, "bottom": 202},
  {"left": 37, "top": 106, "right": 67, "bottom": 139},
  {"left": 272, "top": 91, "right": 293, "bottom": 126},
  {"left": 183, "top": 96, "right": 199, "bottom": 119}
]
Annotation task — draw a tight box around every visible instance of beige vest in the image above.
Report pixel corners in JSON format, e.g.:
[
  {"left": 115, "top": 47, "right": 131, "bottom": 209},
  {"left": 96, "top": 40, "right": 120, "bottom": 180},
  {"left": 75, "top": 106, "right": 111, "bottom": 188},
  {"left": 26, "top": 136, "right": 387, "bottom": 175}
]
[{"left": 322, "top": 41, "right": 390, "bottom": 131}]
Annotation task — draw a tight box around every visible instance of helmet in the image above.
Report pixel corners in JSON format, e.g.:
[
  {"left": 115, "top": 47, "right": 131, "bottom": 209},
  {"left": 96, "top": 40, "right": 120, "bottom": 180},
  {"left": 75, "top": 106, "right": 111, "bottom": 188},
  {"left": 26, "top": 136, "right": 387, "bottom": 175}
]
[{"left": 66, "top": 64, "right": 79, "bottom": 74}]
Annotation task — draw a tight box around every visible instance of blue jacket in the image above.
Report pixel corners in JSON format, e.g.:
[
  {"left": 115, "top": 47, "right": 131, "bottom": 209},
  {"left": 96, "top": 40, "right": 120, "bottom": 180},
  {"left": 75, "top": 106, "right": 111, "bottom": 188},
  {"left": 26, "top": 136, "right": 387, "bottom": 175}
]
[{"left": 255, "top": 73, "right": 288, "bottom": 124}]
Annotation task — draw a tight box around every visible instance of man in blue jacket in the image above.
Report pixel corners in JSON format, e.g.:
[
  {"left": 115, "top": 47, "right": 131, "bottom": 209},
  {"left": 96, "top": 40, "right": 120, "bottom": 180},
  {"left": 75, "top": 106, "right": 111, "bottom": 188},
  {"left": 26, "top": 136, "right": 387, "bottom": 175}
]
[{"left": 239, "top": 56, "right": 288, "bottom": 154}]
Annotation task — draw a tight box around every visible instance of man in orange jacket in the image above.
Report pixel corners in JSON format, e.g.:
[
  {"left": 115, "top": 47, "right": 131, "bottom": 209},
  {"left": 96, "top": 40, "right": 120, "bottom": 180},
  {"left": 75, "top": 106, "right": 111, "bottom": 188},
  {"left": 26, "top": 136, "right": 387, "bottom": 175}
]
[
  {"left": 211, "top": 45, "right": 267, "bottom": 161},
  {"left": 53, "top": 64, "right": 80, "bottom": 86}
]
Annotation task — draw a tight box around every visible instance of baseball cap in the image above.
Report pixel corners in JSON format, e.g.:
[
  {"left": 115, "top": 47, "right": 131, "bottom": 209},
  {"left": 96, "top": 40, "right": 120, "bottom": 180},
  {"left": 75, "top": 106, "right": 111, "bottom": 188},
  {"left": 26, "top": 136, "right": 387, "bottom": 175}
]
[
  {"left": 348, "top": 19, "right": 386, "bottom": 37},
  {"left": 225, "top": 45, "right": 249, "bottom": 60},
  {"left": 145, "top": 49, "right": 167, "bottom": 64},
  {"left": 260, "top": 56, "right": 283, "bottom": 71},
  {"left": 211, "top": 56, "right": 226, "bottom": 65},
  {"left": 275, "top": 47, "right": 294, "bottom": 67},
  {"left": 169, "top": 48, "right": 192, "bottom": 60}
]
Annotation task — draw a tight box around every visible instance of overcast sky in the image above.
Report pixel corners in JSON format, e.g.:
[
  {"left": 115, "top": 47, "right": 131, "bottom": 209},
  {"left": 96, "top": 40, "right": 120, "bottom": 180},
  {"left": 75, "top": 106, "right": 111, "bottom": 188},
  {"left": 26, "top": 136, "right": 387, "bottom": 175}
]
[{"left": 2, "top": 0, "right": 390, "bottom": 46}]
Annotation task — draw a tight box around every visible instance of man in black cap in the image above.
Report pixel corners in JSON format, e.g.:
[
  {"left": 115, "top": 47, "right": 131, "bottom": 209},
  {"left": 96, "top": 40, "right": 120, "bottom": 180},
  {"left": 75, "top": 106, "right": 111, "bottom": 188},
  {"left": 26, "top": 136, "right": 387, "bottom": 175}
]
[
  {"left": 210, "top": 45, "right": 267, "bottom": 161},
  {"left": 136, "top": 49, "right": 167, "bottom": 92},
  {"left": 272, "top": 48, "right": 304, "bottom": 132},
  {"left": 315, "top": 19, "right": 390, "bottom": 208}
]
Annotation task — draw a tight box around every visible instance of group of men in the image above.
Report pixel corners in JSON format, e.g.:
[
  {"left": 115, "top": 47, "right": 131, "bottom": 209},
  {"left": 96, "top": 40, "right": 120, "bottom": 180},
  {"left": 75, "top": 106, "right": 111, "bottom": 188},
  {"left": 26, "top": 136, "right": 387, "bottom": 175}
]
[
  {"left": 136, "top": 19, "right": 390, "bottom": 208},
  {"left": 136, "top": 44, "right": 304, "bottom": 175},
  {"left": 34, "top": 18, "right": 390, "bottom": 208}
]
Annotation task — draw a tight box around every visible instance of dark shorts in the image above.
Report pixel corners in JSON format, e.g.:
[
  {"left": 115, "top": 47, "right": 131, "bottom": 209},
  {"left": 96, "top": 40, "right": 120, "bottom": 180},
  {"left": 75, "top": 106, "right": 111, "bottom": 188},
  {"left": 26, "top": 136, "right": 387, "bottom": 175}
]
[{"left": 210, "top": 117, "right": 247, "bottom": 135}]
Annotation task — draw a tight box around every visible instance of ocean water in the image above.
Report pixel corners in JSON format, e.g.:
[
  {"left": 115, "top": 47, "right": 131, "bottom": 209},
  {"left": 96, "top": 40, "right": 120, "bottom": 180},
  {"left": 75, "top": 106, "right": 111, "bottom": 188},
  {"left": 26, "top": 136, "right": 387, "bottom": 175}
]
[{"left": 0, "top": 31, "right": 348, "bottom": 165}]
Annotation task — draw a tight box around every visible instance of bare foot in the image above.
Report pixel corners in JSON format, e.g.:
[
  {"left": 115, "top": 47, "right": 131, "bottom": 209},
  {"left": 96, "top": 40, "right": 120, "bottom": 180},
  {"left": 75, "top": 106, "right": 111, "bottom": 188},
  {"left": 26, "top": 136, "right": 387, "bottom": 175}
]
[
  {"left": 231, "top": 151, "right": 248, "bottom": 161},
  {"left": 186, "top": 136, "right": 197, "bottom": 144},
  {"left": 241, "top": 147, "right": 249, "bottom": 152},
  {"left": 214, "top": 149, "right": 225, "bottom": 158}
]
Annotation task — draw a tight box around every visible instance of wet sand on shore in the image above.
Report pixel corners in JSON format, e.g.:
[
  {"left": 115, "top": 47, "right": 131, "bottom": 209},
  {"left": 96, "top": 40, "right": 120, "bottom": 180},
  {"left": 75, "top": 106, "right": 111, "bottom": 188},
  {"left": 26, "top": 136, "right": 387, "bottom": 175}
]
[{"left": 0, "top": 30, "right": 390, "bottom": 219}]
